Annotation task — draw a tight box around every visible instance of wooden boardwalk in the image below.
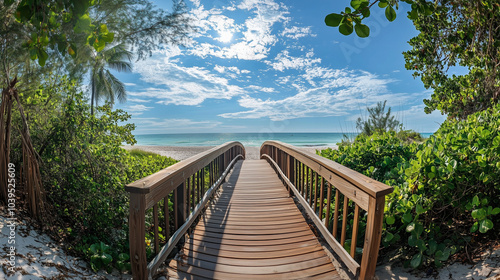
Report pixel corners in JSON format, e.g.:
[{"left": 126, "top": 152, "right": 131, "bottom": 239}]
[{"left": 166, "top": 160, "right": 341, "bottom": 279}]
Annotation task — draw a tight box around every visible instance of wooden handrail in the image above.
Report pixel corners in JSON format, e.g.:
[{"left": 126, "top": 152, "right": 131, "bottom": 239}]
[
  {"left": 126, "top": 142, "right": 245, "bottom": 280},
  {"left": 260, "top": 141, "right": 393, "bottom": 280}
]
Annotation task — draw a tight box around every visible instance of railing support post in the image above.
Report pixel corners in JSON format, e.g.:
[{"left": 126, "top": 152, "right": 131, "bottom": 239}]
[
  {"left": 359, "top": 196, "right": 386, "bottom": 279},
  {"left": 288, "top": 156, "right": 294, "bottom": 196},
  {"left": 176, "top": 183, "right": 186, "bottom": 230},
  {"left": 129, "top": 193, "right": 147, "bottom": 280}
]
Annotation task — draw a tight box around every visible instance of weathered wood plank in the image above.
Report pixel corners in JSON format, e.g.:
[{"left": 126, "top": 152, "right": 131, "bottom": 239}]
[
  {"left": 189, "top": 234, "right": 315, "bottom": 246},
  {"left": 167, "top": 160, "right": 338, "bottom": 279},
  {"left": 261, "top": 154, "right": 360, "bottom": 276},
  {"left": 169, "top": 261, "right": 337, "bottom": 280},
  {"left": 183, "top": 242, "right": 325, "bottom": 259},
  {"left": 180, "top": 249, "right": 329, "bottom": 267}
]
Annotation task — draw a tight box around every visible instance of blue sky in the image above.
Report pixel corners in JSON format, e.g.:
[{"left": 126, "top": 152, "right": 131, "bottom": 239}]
[{"left": 113, "top": 0, "right": 447, "bottom": 135}]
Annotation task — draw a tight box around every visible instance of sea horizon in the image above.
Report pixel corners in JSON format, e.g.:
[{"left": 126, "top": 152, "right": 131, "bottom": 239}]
[{"left": 132, "top": 132, "right": 434, "bottom": 147}]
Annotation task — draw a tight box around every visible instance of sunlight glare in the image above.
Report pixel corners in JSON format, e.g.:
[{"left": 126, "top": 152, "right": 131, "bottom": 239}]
[{"left": 219, "top": 31, "right": 233, "bottom": 43}]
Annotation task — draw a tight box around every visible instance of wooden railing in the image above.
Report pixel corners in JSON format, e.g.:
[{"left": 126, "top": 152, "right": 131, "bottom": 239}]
[
  {"left": 260, "top": 141, "right": 393, "bottom": 280},
  {"left": 125, "top": 142, "right": 245, "bottom": 280}
]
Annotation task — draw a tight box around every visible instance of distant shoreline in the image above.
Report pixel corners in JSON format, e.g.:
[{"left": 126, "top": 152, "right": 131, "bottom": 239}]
[{"left": 122, "top": 145, "right": 337, "bottom": 161}]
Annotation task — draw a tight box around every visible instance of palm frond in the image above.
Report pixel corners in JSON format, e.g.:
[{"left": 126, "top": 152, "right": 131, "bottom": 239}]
[
  {"left": 107, "top": 61, "right": 132, "bottom": 72},
  {"left": 95, "top": 68, "right": 113, "bottom": 105},
  {"left": 106, "top": 70, "right": 127, "bottom": 104},
  {"left": 88, "top": 43, "right": 131, "bottom": 112}
]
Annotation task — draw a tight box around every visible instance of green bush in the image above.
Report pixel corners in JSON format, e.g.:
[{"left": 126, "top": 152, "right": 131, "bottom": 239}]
[
  {"left": 7, "top": 81, "right": 178, "bottom": 272},
  {"left": 89, "top": 242, "right": 113, "bottom": 272},
  {"left": 319, "top": 131, "right": 417, "bottom": 186},
  {"left": 22, "top": 91, "right": 177, "bottom": 271},
  {"left": 319, "top": 106, "right": 500, "bottom": 268}
]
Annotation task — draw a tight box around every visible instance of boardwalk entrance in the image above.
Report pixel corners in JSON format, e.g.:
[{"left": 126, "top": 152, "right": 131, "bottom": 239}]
[
  {"left": 126, "top": 141, "right": 393, "bottom": 280},
  {"left": 166, "top": 160, "right": 341, "bottom": 279}
]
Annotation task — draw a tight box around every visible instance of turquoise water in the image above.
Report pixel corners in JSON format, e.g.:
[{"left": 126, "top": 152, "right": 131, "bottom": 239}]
[{"left": 133, "top": 133, "right": 433, "bottom": 147}]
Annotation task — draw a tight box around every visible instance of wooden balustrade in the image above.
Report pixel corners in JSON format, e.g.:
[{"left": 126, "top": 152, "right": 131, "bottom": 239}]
[
  {"left": 260, "top": 141, "right": 393, "bottom": 280},
  {"left": 125, "top": 142, "right": 245, "bottom": 280}
]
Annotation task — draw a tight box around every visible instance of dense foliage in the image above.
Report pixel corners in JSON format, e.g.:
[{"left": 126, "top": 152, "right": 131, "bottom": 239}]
[
  {"left": 95, "top": 0, "right": 193, "bottom": 60},
  {"left": 319, "top": 104, "right": 500, "bottom": 268},
  {"left": 326, "top": 0, "right": 500, "bottom": 119},
  {"left": 6, "top": 80, "right": 177, "bottom": 271},
  {"left": 404, "top": 1, "right": 500, "bottom": 118},
  {"left": 0, "top": 0, "right": 191, "bottom": 275},
  {"left": 326, "top": 131, "right": 417, "bottom": 186},
  {"left": 2, "top": 0, "right": 114, "bottom": 66}
]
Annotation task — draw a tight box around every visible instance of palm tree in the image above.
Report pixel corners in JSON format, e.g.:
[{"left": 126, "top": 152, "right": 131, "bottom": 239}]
[{"left": 90, "top": 43, "right": 133, "bottom": 115}]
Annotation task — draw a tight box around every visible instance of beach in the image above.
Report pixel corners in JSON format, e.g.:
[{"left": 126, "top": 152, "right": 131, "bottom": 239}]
[{"left": 122, "top": 145, "right": 336, "bottom": 161}]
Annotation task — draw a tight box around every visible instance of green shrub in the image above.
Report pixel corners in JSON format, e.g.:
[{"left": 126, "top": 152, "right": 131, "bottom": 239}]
[
  {"left": 89, "top": 242, "right": 113, "bottom": 272},
  {"left": 319, "top": 131, "right": 417, "bottom": 186},
  {"left": 396, "top": 129, "right": 425, "bottom": 142},
  {"left": 127, "top": 148, "right": 159, "bottom": 157},
  {"left": 31, "top": 92, "right": 177, "bottom": 271},
  {"left": 319, "top": 106, "right": 500, "bottom": 268}
]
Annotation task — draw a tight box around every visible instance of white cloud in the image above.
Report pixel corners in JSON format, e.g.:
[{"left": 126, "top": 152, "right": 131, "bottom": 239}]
[
  {"left": 124, "top": 82, "right": 136, "bottom": 86},
  {"left": 214, "top": 65, "right": 226, "bottom": 73},
  {"left": 127, "top": 104, "right": 153, "bottom": 111},
  {"left": 248, "top": 85, "right": 275, "bottom": 93},
  {"left": 131, "top": 57, "right": 245, "bottom": 106},
  {"left": 212, "top": 65, "right": 253, "bottom": 79},
  {"left": 269, "top": 50, "right": 321, "bottom": 72},
  {"left": 127, "top": 98, "right": 151, "bottom": 103},
  {"left": 188, "top": 0, "right": 289, "bottom": 61},
  {"left": 276, "top": 76, "right": 291, "bottom": 84},
  {"left": 281, "top": 26, "right": 315, "bottom": 39},
  {"left": 125, "top": 104, "right": 153, "bottom": 116},
  {"left": 125, "top": 0, "right": 429, "bottom": 130},
  {"left": 210, "top": 14, "right": 238, "bottom": 42},
  {"left": 219, "top": 72, "right": 411, "bottom": 121},
  {"left": 213, "top": 65, "right": 243, "bottom": 74}
]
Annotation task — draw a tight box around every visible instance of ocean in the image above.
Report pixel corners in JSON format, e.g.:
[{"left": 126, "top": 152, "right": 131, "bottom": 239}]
[{"left": 133, "top": 132, "right": 433, "bottom": 147}]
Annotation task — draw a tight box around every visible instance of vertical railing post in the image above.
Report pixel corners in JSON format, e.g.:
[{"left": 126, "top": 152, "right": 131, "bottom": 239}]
[
  {"left": 278, "top": 149, "right": 281, "bottom": 169},
  {"left": 164, "top": 196, "right": 169, "bottom": 240},
  {"left": 209, "top": 162, "right": 213, "bottom": 186},
  {"left": 287, "top": 155, "right": 294, "bottom": 196},
  {"left": 175, "top": 183, "right": 186, "bottom": 230},
  {"left": 359, "top": 196, "right": 386, "bottom": 279},
  {"left": 153, "top": 204, "right": 159, "bottom": 255},
  {"left": 129, "top": 193, "right": 147, "bottom": 280}
]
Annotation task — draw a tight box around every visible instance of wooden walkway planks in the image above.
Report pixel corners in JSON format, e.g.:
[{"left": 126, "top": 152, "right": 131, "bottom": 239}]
[{"left": 166, "top": 160, "right": 340, "bottom": 279}]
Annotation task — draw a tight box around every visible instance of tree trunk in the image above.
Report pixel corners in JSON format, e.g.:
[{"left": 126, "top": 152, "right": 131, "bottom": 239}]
[
  {"left": 0, "top": 77, "right": 45, "bottom": 219},
  {"left": 12, "top": 88, "right": 45, "bottom": 219},
  {"left": 0, "top": 78, "right": 15, "bottom": 204},
  {"left": 91, "top": 73, "right": 95, "bottom": 115}
]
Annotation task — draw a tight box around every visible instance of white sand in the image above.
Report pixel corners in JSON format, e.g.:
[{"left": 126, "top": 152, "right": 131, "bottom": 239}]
[
  {"left": 122, "top": 145, "right": 336, "bottom": 161},
  {"left": 0, "top": 214, "right": 132, "bottom": 279}
]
